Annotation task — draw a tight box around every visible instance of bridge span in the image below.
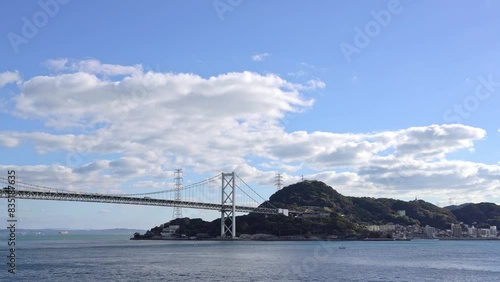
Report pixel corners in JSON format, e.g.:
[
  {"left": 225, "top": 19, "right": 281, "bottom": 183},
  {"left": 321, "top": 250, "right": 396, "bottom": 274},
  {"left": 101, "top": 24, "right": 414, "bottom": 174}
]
[
  {"left": 0, "top": 188, "right": 279, "bottom": 214},
  {"left": 1, "top": 172, "right": 289, "bottom": 238}
]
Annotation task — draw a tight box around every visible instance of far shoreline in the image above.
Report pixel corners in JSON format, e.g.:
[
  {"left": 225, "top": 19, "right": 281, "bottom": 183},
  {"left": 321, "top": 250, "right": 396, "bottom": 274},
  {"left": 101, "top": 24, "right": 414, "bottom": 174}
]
[
  {"left": 130, "top": 237, "right": 500, "bottom": 242},
  {"left": 130, "top": 237, "right": 410, "bottom": 242}
]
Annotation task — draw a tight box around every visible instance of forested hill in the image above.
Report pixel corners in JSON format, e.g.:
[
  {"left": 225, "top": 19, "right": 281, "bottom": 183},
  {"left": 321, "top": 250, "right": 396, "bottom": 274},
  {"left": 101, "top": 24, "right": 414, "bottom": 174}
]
[
  {"left": 447, "top": 202, "right": 500, "bottom": 227},
  {"left": 137, "top": 180, "right": 472, "bottom": 238},
  {"left": 267, "top": 180, "right": 456, "bottom": 229}
]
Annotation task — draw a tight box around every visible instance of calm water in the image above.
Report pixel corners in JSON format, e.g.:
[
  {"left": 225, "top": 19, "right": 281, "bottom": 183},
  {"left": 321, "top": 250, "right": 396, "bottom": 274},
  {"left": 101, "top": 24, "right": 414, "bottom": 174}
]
[{"left": 2, "top": 234, "right": 500, "bottom": 281}]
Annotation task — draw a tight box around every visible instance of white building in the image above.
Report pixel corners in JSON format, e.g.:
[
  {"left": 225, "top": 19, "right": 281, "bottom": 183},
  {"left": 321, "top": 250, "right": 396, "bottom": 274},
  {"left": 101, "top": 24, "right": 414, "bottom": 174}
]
[
  {"left": 490, "top": 226, "right": 497, "bottom": 237},
  {"left": 467, "top": 227, "right": 478, "bottom": 237},
  {"left": 425, "top": 225, "right": 435, "bottom": 238},
  {"left": 379, "top": 224, "right": 396, "bottom": 232},
  {"left": 479, "top": 228, "right": 491, "bottom": 237},
  {"left": 367, "top": 225, "right": 380, "bottom": 232}
]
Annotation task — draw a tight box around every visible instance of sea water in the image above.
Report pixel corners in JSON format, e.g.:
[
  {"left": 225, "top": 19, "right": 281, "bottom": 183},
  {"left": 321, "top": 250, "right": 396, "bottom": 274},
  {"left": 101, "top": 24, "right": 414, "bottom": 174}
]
[{"left": 2, "top": 234, "right": 500, "bottom": 281}]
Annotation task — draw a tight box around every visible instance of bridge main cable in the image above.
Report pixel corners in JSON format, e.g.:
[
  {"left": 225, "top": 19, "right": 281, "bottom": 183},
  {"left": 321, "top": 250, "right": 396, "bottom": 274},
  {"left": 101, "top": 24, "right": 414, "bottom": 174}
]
[{"left": 0, "top": 174, "right": 222, "bottom": 197}]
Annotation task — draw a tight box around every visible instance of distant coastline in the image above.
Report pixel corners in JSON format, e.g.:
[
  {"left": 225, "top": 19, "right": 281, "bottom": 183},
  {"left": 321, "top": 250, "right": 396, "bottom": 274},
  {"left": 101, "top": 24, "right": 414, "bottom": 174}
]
[
  {"left": 131, "top": 236, "right": 500, "bottom": 242},
  {"left": 438, "top": 237, "right": 500, "bottom": 241},
  {"left": 130, "top": 235, "right": 413, "bottom": 242},
  {"left": 0, "top": 228, "right": 145, "bottom": 235}
]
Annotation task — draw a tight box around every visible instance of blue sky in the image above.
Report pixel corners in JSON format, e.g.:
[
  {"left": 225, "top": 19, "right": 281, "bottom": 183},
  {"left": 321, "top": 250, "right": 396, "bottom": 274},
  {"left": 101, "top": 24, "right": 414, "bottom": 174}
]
[{"left": 1, "top": 0, "right": 500, "bottom": 229}]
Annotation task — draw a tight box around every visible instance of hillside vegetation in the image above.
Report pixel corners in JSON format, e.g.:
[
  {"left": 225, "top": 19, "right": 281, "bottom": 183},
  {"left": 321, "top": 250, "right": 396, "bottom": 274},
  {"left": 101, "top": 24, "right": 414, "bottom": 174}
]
[
  {"left": 268, "top": 180, "right": 456, "bottom": 229},
  {"left": 137, "top": 180, "right": 471, "bottom": 238},
  {"left": 449, "top": 203, "right": 500, "bottom": 227}
]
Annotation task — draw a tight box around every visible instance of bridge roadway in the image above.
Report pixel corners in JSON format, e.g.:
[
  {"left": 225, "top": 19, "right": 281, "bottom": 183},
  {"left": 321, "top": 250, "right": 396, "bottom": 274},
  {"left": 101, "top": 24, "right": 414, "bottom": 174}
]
[{"left": 0, "top": 189, "right": 280, "bottom": 215}]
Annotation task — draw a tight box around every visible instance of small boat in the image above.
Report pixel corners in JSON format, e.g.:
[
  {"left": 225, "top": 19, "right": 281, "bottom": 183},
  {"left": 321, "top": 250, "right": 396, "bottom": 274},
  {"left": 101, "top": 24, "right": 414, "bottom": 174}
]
[
  {"left": 58, "top": 231, "right": 69, "bottom": 235},
  {"left": 339, "top": 246, "right": 347, "bottom": 249}
]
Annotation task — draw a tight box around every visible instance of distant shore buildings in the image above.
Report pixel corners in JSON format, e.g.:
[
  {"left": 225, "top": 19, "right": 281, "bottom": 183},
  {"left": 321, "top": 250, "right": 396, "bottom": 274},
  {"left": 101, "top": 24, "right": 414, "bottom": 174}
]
[
  {"left": 361, "top": 222, "right": 498, "bottom": 240},
  {"left": 450, "top": 223, "right": 497, "bottom": 238}
]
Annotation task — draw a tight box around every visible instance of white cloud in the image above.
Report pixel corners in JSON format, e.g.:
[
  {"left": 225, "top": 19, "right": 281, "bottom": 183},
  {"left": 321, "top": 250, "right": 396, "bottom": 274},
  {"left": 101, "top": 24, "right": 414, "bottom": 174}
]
[
  {"left": 259, "top": 161, "right": 302, "bottom": 173},
  {"left": 44, "top": 58, "right": 69, "bottom": 71},
  {"left": 1, "top": 59, "right": 499, "bottom": 206},
  {"left": 0, "top": 164, "right": 117, "bottom": 193},
  {"left": 287, "top": 70, "right": 307, "bottom": 77},
  {"left": 394, "top": 124, "right": 485, "bottom": 159},
  {"left": 4, "top": 59, "right": 315, "bottom": 173},
  {"left": 0, "top": 133, "right": 20, "bottom": 147},
  {"left": 14, "top": 68, "right": 312, "bottom": 128},
  {"left": 251, "top": 53, "right": 271, "bottom": 62},
  {"left": 305, "top": 79, "right": 326, "bottom": 90},
  {"left": 44, "top": 58, "right": 143, "bottom": 76},
  {"left": 0, "top": 71, "right": 20, "bottom": 88}
]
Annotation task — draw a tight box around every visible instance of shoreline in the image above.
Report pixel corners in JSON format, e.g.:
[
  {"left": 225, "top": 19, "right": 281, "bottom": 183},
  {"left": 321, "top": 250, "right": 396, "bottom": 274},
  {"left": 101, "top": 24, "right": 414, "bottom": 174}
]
[
  {"left": 130, "top": 237, "right": 413, "bottom": 242},
  {"left": 131, "top": 237, "right": 500, "bottom": 242},
  {"left": 438, "top": 237, "right": 500, "bottom": 241}
]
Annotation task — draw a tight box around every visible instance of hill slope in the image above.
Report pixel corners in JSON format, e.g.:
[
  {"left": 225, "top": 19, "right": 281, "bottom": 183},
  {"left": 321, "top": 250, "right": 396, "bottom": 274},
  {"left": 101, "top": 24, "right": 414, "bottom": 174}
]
[
  {"left": 137, "top": 180, "right": 464, "bottom": 238},
  {"left": 268, "top": 180, "right": 456, "bottom": 229},
  {"left": 450, "top": 203, "right": 500, "bottom": 227}
]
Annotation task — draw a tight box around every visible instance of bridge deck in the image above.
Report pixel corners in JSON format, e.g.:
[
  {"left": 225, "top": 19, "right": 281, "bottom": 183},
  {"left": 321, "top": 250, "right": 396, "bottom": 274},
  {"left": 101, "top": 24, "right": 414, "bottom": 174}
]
[{"left": 0, "top": 189, "right": 279, "bottom": 215}]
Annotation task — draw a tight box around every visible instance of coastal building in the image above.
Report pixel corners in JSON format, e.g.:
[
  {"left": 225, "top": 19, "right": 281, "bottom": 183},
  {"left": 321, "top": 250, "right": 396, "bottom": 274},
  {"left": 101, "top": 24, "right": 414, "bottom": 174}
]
[
  {"left": 303, "top": 206, "right": 323, "bottom": 211},
  {"left": 467, "top": 227, "right": 478, "bottom": 237},
  {"left": 367, "top": 225, "right": 380, "bottom": 232},
  {"left": 299, "top": 212, "right": 330, "bottom": 218},
  {"left": 379, "top": 224, "right": 396, "bottom": 232},
  {"left": 397, "top": 210, "right": 406, "bottom": 217},
  {"left": 278, "top": 208, "right": 289, "bottom": 216},
  {"left": 490, "top": 226, "right": 497, "bottom": 237},
  {"left": 479, "top": 228, "right": 491, "bottom": 237},
  {"left": 436, "top": 229, "right": 448, "bottom": 237},
  {"left": 160, "top": 225, "right": 180, "bottom": 237},
  {"left": 451, "top": 223, "right": 462, "bottom": 238},
  {"left": 425, "top": 225, "right": 435, "bottom": 238}
]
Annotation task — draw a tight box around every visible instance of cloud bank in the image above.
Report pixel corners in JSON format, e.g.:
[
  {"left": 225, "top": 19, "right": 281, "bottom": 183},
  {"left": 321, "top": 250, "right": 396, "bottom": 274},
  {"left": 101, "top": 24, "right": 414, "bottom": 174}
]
[{"left": 1, "top": 59, "right": 499, "bottom": 206}]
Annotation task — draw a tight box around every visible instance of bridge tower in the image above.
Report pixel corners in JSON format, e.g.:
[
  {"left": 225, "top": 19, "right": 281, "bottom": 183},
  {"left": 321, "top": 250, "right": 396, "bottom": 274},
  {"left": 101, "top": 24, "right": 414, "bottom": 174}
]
[
  {"left": 172, "top": 169, "right": 183, "bottom": 219},
  {"left": 220, "top": 172, "right": 236, "bottom": 238}
]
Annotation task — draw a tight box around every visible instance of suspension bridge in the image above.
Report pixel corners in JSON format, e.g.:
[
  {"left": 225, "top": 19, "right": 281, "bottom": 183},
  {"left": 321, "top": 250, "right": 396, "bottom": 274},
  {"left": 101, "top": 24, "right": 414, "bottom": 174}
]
[{"left": 0, "top": 172, "right": 289, "bottom": 238}]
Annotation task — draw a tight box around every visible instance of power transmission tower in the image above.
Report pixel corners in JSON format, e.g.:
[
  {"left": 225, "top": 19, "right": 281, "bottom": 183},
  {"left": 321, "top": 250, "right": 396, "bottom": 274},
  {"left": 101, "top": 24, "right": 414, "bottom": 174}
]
[
  {"left": 172, "top": 169, "right": 183, "bottom": 219},
  {"left": 275, "top": 173, "right": 283, "bottom": 191}
]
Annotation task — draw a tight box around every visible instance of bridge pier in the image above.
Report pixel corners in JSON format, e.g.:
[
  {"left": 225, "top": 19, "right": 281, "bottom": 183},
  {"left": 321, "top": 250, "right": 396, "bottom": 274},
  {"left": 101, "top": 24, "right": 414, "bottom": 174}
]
[{"left": 221, "top": 172, "right": 236, "bottom": 239}]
